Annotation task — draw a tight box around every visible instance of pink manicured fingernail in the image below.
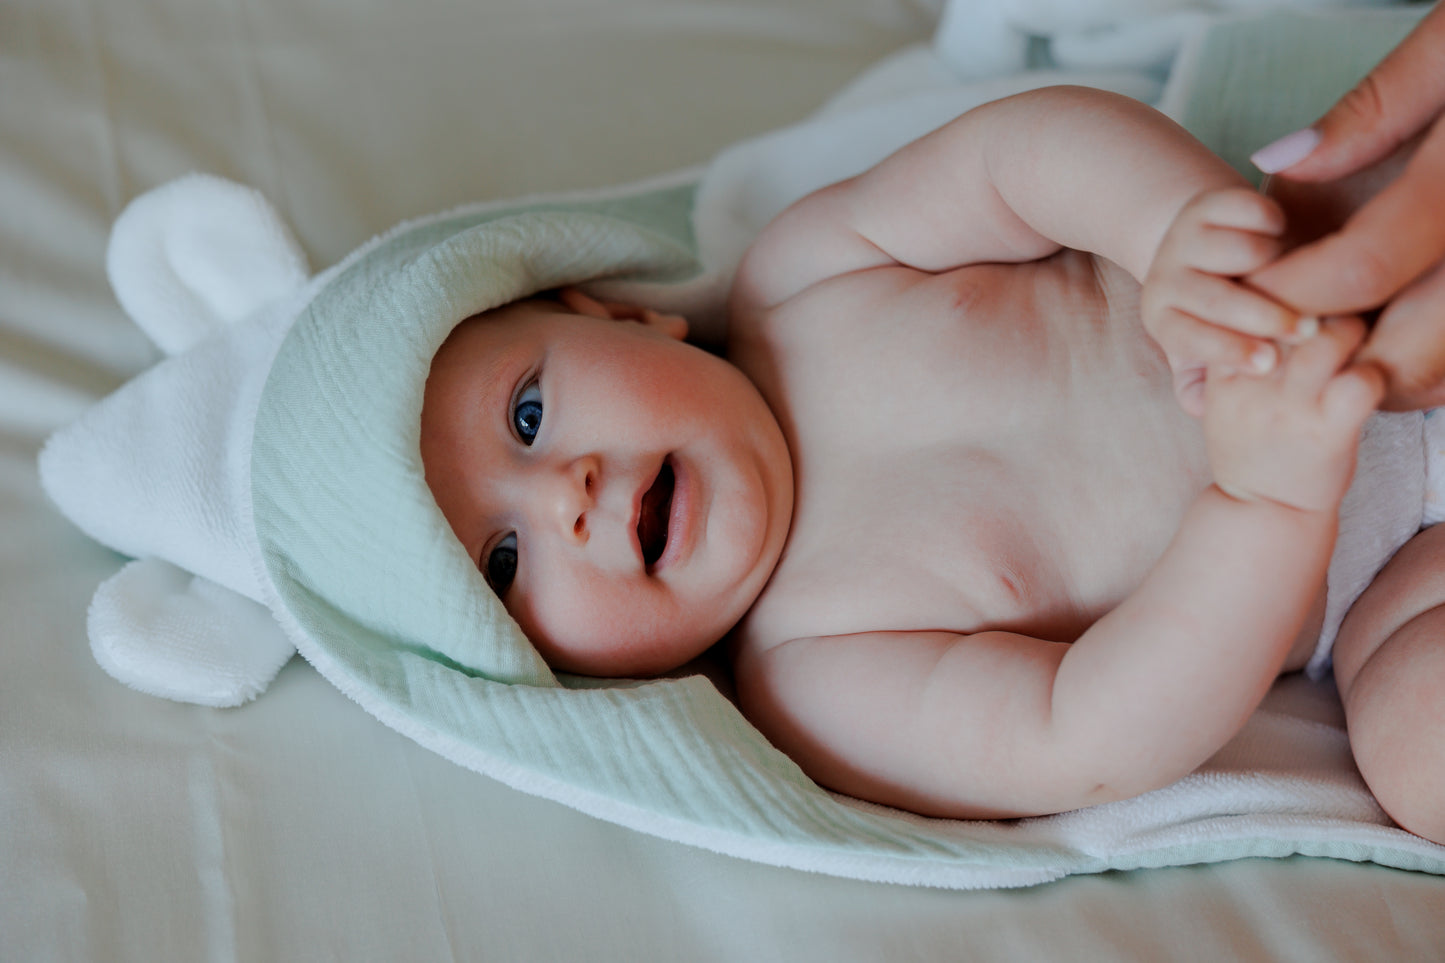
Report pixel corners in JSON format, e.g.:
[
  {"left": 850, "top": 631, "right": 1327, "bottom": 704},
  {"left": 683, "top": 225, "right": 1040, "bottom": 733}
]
[{"left": 1250, "top": 128, "right": 1321, "bottom": 174}]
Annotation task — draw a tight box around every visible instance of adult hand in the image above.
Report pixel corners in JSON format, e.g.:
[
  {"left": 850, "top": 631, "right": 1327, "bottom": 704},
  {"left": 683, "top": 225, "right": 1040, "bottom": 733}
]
[{"left": 1245, "top": 5, "right": 1445, "bottom": 410}]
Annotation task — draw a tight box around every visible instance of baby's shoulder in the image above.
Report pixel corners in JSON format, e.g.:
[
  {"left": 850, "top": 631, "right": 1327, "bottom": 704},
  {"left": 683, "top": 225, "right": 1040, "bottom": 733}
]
[
  {"left": 728, "top": 258, "right": 928, "bottom": 360},
  {"left": 726, "top": 173, "right": 931, "bottom": 331}
]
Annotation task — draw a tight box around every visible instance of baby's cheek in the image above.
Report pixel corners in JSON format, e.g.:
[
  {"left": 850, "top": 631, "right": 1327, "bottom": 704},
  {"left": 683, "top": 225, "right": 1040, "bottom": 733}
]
[{"left": 521, "top": 580, "right": 640, "bottom": 662}]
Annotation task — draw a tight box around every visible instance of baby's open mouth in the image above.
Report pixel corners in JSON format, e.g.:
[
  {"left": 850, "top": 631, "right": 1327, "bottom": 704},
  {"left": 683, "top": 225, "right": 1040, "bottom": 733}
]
[{"left": 637, "top": 458, "right": 674, "bottom": 570}]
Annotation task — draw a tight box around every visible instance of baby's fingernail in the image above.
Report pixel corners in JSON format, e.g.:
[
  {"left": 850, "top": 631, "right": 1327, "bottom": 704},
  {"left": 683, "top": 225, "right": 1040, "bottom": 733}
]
[
  {"left": 1250, "top": 343, "right": 1277, "bottom": 373},
  {"left": 1294, "top": 316, "right": 1319, "bottom": 340},
  {"left": 1250, "top": 128, "right": 1321, "bottom": 174}
]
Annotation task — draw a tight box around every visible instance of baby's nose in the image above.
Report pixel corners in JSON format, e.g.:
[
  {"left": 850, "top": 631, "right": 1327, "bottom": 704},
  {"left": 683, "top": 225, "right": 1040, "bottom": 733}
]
[{"left": 546, "top": 456, "right": 597, "bottom": 541}]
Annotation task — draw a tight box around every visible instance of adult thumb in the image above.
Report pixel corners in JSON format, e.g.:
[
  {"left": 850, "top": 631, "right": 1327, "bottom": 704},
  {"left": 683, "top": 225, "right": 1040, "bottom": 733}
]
[{"left": 1251, "top": 6, "right": 1445, "bottom": 182}]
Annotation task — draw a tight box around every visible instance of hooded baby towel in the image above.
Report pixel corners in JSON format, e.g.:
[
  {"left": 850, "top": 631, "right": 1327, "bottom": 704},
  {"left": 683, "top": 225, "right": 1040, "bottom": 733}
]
[{"left": 39, "top": 7, "right": 1445, "bottom": 889}]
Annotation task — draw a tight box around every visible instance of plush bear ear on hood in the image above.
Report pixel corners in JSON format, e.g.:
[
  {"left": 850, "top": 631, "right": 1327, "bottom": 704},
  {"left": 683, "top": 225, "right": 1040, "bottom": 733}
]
[
  {"left": 41, "top": 174, "right": 317, "bottom": 601},
  {"left": 40, "top": 174, "right": 318, "bottom": 706},
  {"left": 105, "top": 173, "right": 310, "bottom": 355}
]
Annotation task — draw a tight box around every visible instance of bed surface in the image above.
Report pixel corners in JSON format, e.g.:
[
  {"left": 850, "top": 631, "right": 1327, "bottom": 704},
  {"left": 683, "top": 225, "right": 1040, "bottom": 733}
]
[{"left": 4, "top": 0, "right": 1444, "bottom": 959}]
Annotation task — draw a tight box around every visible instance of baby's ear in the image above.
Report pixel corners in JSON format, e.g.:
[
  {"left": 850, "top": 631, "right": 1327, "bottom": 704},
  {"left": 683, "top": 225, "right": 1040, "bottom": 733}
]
[{"left": 558, "top": 287, "right": 688, "bottom": 341}]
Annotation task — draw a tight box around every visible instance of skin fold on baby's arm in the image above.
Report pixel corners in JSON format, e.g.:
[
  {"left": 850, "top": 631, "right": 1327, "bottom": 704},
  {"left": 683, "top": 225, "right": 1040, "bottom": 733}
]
[{"left": 732, "top": 86, "right": 1382, "bottom": 819}]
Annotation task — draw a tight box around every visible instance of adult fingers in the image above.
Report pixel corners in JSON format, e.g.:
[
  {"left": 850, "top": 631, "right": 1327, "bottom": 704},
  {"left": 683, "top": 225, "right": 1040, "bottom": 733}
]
[
  {"left": 1252, "top": 4, "right": 1445, "bottom": 181},
  {"left": 1248, "top": 123, "right": 1445, "bottom": 315},
  {"left": 1357, "top": 256, "right": 1445, "bottom": 410}
]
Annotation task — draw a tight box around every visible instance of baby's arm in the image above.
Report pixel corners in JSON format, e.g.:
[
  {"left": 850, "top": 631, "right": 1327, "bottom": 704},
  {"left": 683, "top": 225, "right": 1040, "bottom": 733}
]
[
  {"left": 735, "top": 86, "right": 1254, "bottom": 311},
  {"left": 737, "top": 322, "right": 1382, "bottom": 818}
]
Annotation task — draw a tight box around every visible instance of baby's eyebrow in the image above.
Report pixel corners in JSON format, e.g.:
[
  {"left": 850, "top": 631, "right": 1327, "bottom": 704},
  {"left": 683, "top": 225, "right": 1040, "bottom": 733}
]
[
  {"left": 470, "top": 337, "right": 520, "bottom": 409},
  {"left": 448, "top": 342, "right": 523, "bottom": 458}
]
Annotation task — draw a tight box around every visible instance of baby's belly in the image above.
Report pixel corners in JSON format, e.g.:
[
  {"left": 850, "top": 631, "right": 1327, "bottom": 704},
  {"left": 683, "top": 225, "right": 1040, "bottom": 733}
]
[
  {"left": 795, "top": 421, "right": 1421, "bottom": 673},
  {"left": 758, "top": 437, "right": 1210, "bottom": 647},
  {"left": 760, "top": 494, "right": 1328, "bottom": 669},
  {"left": 750, "top": 403, "right": 1421, "bottom": 669}
]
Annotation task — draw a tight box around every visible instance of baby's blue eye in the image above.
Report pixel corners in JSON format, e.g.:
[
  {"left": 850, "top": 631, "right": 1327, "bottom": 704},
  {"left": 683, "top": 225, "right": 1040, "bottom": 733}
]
[
  {"left": 512, "top": 380, "right": 543, "bottom": 445},
  {"left": 484, "top": 533, "right": 518, "bottom": 594}
]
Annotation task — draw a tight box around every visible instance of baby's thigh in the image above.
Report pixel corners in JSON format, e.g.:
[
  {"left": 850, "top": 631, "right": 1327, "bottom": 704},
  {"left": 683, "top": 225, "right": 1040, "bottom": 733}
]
[
  {"left": 1333, "top": 523, "right": 1445, "bottom": 693},
  {"left": 1333, "top": 524, "right": 1445, "bottom": 841}
]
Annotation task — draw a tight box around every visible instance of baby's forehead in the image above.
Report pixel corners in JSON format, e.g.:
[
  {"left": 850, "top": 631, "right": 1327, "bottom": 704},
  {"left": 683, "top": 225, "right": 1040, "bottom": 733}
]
[
  {"left": 458, "top": 296, "right": 557, "bottom": 335},
  {"left": 434, "top": 298, "right": 561, "bottom": 366},
  {"left": 480, "top": 296, "right": 560, "bottom": 324}
]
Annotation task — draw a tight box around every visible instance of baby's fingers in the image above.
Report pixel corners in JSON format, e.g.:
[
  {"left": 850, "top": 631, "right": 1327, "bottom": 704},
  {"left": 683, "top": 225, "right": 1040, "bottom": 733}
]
[
  {"left": 1184, "top": 187, "right": 1289, "bottom": 236},
  {"left": 1322, "top": 362, "right": 1386, "bottom": 427},
  {"left": 1280, "top": 316, "right": 1370, "bottom": 394},
  {"left": 1181, "top": 223, "right": 1286, "bottom": 276},
  {"left": 1168, "top": 270, "right": 1311, "bottom": 342},
  {"left": 1153, "top": 305, "right": 1277, "bottom": 377}
]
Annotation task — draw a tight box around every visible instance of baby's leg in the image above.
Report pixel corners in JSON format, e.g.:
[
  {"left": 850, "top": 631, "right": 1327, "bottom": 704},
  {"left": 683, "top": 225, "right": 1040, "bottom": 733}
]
[{"left": 1332, "top": 522, "right": 1445, "bottom": 843}]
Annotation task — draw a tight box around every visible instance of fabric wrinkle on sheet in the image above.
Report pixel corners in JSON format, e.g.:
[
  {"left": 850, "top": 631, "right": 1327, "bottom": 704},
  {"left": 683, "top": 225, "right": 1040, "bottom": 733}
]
[{"left": 1307, "top": 407, "right": 1445, "bottom": 679}]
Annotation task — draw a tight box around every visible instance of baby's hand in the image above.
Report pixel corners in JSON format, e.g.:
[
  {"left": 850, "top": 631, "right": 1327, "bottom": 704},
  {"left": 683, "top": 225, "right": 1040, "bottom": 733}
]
[
  {"left": 1204, "top": 317, "right": 1383, "bottom": 513},
  {"left": 1143, "top": 188, "right": 1315, "bottom": 416}
]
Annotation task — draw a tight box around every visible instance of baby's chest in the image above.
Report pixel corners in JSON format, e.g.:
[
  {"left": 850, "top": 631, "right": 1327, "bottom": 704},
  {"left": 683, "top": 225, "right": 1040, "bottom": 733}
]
[
  {"left": 739, "top": 257, "right": 1208, "bottom": 646},
  {"left": 756, "top": 255, "right": 1159, "bottom": 433}
]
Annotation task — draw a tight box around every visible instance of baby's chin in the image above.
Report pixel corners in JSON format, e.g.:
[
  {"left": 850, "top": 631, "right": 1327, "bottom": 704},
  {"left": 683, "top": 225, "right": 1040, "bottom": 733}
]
[
  {"left": 546, "top": 631, "right": 717, "bottom": 679},
  {"left": 527, "top": 608, "right": 740, "bottom": 679}
]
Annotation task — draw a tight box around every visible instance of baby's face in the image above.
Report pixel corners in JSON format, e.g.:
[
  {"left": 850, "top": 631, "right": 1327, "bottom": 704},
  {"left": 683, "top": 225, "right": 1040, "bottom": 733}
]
[{"left": 420, "top": 296, "right": 792, "bottom": 677}]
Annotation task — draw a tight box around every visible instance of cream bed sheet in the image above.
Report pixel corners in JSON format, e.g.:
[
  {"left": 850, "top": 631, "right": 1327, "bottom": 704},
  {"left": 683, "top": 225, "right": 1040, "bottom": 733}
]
[{"left": 3, "top": 0, "right": 1443, "bottom": 959}]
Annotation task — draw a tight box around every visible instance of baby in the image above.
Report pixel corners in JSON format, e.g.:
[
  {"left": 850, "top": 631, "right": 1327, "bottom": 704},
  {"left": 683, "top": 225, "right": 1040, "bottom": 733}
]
[{"left": 420, "top": 86, "right": 1445, "bottom": 842}]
